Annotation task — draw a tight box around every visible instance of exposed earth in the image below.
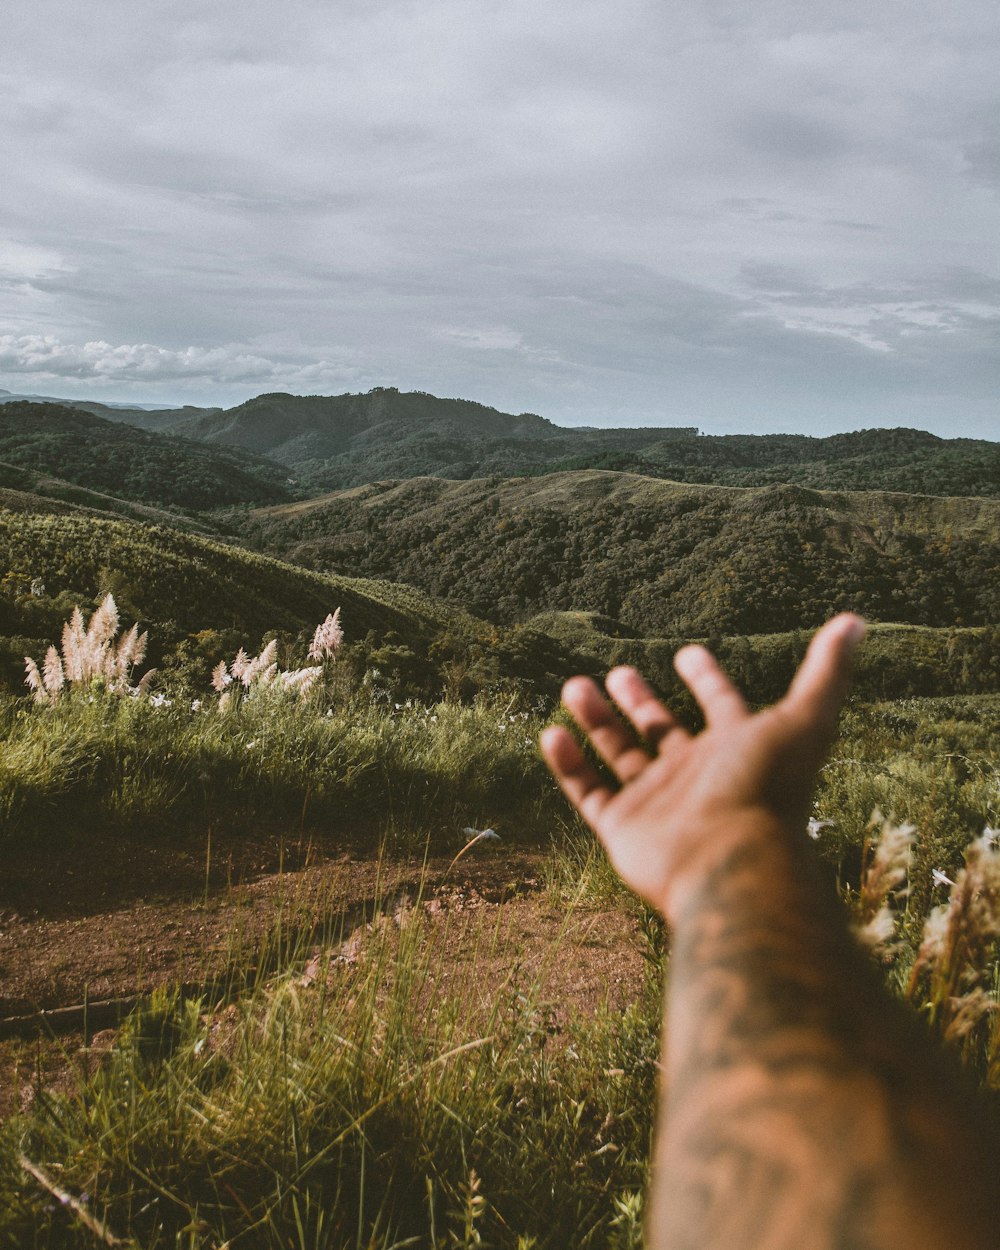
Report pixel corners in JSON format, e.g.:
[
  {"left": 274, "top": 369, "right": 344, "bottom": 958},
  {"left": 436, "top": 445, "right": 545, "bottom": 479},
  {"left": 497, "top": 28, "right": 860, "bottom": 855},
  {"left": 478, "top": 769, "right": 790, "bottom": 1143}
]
[{"left": 0, "top": 830, "right": 652, "bottom": 1119}]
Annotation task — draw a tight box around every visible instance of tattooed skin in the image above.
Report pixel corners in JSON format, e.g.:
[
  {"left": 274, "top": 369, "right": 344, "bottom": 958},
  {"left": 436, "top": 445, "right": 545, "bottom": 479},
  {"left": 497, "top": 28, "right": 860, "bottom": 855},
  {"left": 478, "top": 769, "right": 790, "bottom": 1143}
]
[{"left": 651, "top": 835, "right": 999, "bottom": 1250}]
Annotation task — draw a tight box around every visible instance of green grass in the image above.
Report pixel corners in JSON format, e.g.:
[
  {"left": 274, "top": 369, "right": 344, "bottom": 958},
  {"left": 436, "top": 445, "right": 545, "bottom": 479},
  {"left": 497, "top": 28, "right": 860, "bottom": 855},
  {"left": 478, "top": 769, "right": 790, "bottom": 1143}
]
[
  {"left": 0, "top": 687, "right": 997, "bottom": 1245},
  {"left": 0, "top": 892, "right": 659, "bottom": 1248},
  {"left": 0, "top": 685, "right": 561, "bottom": 853}
]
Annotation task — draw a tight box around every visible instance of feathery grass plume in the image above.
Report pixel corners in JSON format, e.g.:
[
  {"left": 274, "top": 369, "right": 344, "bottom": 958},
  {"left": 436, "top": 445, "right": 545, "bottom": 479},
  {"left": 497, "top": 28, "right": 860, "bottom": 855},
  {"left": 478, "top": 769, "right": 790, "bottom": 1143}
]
[
  {"left": 115, "top": 622, "right": 148, "bottom": 676},
  {"left": 280, "top": 665, "right": 323, "bottom": 695},
  {"left": 90, "top": 592, "right": 119, "bottom": 640},
  {"left": 23, "top": 593, "right": 152, "bottom": 702},
  {"left": 230, "top": 648, "right": 250, "bottom": 683},
  {"left": 215, "top": 632, "right": 329, "bottom": 704},
  {"left": 308, "top": 608, "right": 343, "bottom": 661},
  {"left": 61, "top": 605, "right": 86, "bottom": 681},
  {"left": 242, "top": 639, "right": 279, "bottom": 687},
  {"left": 854, "top": 812, "right": 915, "bottom": 953},
  {"left": 42, "top": 645, "right": 65, "bottom": 699},
  {"left": 136, "top": 667, "right": 158, "bottom": 696},
  {"left": 23, "top": 656, "right": 43, "bottom": 700},
  {"left": 908, "top": 830, "right": 1000, "bottom": 1046}
]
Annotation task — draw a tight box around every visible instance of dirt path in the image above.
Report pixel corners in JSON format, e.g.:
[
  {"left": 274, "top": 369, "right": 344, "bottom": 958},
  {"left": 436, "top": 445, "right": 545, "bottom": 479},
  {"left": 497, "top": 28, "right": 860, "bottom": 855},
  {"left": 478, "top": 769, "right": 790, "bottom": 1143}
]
[{"left": 0, "top": 840, "right": 652, "bottom": 1120}]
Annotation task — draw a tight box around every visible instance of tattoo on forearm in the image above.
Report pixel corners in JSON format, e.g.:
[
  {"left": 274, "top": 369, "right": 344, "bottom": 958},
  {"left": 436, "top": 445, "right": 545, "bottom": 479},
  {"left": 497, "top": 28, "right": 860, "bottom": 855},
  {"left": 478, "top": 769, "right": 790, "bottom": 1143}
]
[{"left": 650, "top": 841, "right": 999, "bottom": 1250}]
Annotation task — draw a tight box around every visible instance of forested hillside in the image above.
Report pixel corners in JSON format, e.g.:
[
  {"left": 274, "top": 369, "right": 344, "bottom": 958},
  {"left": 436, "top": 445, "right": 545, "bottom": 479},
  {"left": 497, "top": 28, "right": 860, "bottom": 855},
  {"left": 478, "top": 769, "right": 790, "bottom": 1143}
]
[
  {"left": 0, "top": 508, "right": 600, "bottom": 699},
  {"left": 13, "top": 386, "right": 995, "bottom": 498},
  {"left": 243, "top": 472, "right": 1000, "bottom": 636},
  {"left": 0, "top": 402, "right": 291, "bottom": 512}
]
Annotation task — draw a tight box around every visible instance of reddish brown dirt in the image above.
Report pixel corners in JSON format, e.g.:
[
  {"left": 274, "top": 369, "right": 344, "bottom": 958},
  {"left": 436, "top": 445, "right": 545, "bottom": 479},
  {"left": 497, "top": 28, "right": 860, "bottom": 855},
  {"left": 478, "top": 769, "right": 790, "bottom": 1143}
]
[{"left": 0, "top": 834, "right": 652, "bottom": 1120}]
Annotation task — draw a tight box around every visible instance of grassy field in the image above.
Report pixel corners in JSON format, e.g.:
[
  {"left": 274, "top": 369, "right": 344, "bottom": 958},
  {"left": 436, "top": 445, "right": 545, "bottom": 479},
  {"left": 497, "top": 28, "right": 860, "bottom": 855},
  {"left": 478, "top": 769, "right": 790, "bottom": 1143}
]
[
  {"left": 0, "top": 599, "right": 997, "bottom": 1247},
  {"left": 1, "top": 687, "right": 998, "bottom": 1245}
]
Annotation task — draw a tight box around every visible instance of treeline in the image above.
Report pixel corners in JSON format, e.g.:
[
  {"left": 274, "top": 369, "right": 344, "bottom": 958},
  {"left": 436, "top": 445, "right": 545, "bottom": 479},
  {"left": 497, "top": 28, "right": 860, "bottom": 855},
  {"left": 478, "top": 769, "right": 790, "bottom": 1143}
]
[{"left": 242, "top": 474, "right": 1000, "bottom": 638}]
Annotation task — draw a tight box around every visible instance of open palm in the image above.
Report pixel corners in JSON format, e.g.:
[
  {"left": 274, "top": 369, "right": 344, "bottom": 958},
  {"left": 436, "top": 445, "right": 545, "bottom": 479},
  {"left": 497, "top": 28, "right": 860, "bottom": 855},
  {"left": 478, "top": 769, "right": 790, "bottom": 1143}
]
[{"left": 540, "top": 614, "right": 865, "bottom": 922}]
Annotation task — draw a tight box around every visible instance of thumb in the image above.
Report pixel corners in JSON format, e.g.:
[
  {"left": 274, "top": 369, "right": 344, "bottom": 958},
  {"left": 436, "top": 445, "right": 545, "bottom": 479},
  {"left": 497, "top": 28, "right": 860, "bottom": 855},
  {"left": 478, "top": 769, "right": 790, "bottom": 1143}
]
[{"left": 782, "top": 614, "right": 866, "bottom": 741}]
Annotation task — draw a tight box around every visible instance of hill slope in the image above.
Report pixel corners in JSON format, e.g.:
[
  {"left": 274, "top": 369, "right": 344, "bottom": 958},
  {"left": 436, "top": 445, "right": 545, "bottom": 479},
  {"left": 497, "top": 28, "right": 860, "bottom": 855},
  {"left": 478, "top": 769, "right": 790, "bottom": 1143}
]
[
  {"left": 168, "top": 388, "right": 563, "bottom": 462},
  {"left": 243, "top": 472, "right": 1000, "bottom": 636},
  {"left": 7, "top": 387, "right": 997, "bottom": 498},
  {"left": 0, "top": 508, "right": 479, "bottom": 648},
  {"left": 0, "top": 402, "right": 291, "bottom": 512},
  {"left": 172, "top": 391, "right": 1000, "bottom": 498}
]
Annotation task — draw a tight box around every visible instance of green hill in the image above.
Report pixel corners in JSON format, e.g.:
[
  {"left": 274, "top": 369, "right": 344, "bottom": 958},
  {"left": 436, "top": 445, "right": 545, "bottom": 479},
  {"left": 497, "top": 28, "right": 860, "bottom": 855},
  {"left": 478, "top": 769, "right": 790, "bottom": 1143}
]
[
  {"left": 168, "top": 387, "right": 563, "bottom": 462},
  {"left": 0, "top": 508, "right": 477, "bottom": 643},
  {"left": 7, "top": 387, "right": 997, "bottom": 499},
  {"left": 242, "top": 472, "right": 1000, "bottom": 637},
  {"left": 0, "top": 402, "right": 291, "bottom": 513},
  {"left": 0, "top": 461, "right": 222, "bottom": 532},
  {"left": 0, "top": 508, "right": 600, "bottom": 700},
  {"left": 175, "top": 391, "right": 1000, "bottom": 499}
]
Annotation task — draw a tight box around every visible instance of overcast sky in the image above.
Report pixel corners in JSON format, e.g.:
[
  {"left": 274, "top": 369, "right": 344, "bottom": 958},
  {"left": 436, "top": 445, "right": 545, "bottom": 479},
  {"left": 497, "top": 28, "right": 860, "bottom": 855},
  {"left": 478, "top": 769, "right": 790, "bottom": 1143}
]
[{"left": 1, "top": 0, "right": 998, "bottom": 436}]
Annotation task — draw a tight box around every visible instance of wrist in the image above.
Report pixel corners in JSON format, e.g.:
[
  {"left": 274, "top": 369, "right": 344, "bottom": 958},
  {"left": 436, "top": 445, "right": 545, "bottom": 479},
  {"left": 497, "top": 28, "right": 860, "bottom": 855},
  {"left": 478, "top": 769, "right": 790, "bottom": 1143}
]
[{"left": 661, "top": 808, "right": 805, "bottom": 926}]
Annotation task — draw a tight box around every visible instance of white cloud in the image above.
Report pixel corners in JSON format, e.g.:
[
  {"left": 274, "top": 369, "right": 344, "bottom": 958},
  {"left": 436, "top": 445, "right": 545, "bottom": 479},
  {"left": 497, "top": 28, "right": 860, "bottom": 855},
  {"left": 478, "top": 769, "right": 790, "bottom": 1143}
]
[{"left": 0, "top": 334, "right": 360, "bottom": 389}]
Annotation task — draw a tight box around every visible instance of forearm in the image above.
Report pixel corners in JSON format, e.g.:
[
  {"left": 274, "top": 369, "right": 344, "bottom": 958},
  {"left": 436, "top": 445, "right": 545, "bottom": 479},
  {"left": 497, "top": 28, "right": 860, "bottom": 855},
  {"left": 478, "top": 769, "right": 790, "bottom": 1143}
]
[{"left": 648, "top": 817, "right": 1000, "bottom": 1250}]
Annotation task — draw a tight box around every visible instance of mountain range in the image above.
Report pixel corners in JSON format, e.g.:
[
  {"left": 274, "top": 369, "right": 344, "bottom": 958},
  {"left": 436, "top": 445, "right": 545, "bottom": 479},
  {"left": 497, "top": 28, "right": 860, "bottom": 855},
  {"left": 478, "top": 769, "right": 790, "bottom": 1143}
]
[
  {"left": 3, "top": 386, "right": 996, "bottom": 498},
  {"left": 0, "top": 383, "right": 996, "bottom": 702}
]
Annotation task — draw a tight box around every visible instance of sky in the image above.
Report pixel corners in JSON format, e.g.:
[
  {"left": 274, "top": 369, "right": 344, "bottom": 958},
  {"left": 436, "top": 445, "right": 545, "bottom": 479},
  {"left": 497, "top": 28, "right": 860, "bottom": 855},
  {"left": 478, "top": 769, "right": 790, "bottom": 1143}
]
[{"left": 1, "top": 0, "right": 998, "bottom": 436}]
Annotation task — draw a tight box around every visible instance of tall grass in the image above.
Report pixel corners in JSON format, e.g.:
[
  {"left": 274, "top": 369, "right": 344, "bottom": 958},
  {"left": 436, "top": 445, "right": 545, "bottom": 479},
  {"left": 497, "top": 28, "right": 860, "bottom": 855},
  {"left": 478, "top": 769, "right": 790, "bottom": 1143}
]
[
  {"left": 1, "top": 689, "right": 997, "bottom": 1243},
  {"left": 1, "top": 897, "right": 659, "bottom": 1248},
  {"left": 0, "top": 687, "right": 560, "bottom": 852}
]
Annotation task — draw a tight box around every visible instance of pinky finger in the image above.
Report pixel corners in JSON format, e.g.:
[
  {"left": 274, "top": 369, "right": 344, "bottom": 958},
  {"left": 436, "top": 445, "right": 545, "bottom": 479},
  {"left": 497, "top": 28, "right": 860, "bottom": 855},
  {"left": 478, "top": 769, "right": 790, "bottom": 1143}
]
[{"left": 539, "top": 724, "right": 615, "bottom": 825}]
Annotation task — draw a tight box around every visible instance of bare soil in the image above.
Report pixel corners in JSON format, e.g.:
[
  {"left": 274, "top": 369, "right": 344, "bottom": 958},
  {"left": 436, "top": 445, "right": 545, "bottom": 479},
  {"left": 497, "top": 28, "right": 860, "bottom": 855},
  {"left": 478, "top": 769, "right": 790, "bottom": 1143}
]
[{"left": 0, "top": 831, "right": 651, "bottom": 1120}]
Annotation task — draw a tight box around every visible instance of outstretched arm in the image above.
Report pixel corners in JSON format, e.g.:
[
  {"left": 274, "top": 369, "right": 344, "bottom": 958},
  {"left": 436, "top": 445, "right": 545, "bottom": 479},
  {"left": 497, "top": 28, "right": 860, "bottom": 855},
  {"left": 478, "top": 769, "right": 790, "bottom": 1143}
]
[{"left": 541, "top": 615, "right": 998, "bottom": 1250}]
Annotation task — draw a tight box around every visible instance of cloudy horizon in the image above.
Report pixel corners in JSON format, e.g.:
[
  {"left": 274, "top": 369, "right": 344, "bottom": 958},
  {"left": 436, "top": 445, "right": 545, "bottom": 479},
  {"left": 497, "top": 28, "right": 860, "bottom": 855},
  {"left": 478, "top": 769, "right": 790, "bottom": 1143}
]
[{"left": 2, "top": 0, "right": 998, "bottom": 437}]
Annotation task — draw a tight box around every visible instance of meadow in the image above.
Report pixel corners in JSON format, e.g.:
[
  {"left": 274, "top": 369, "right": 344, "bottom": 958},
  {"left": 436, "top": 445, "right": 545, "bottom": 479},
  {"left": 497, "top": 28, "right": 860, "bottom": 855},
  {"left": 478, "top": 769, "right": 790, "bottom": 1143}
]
[{"left": 0, "top": 599, "right": 997, "bottom": 1248}]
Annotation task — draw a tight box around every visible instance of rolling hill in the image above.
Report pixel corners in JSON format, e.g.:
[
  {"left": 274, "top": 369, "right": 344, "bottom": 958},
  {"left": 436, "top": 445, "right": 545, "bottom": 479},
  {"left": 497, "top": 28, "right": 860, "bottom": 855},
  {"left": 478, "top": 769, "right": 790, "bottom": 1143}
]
[
  {"left": 0, "top": 402, "right": 291, "bottom": 513},
  {"left": 0, "top": 506, "right": 603, "bottom": 700},
  {"left": 242, "top": 471, "right": 1000, "bottom": 637},
  {"left": 6, "top": 386, "right": 997, "bottom": 499}
]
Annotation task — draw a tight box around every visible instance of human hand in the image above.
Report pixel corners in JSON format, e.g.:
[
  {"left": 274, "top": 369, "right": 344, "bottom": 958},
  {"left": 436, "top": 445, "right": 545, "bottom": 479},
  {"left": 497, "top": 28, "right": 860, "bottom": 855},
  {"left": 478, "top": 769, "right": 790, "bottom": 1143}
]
[{"left": 540, "top": 614, "right": 865, "bottom": 924}]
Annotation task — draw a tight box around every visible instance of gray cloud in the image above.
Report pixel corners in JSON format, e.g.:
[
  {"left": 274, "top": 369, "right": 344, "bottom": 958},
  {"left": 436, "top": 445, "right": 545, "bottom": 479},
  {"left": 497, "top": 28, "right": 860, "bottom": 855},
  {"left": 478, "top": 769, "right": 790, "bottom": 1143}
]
[{"left": 0, "top": 0, "right": 997, "bottom": 436}]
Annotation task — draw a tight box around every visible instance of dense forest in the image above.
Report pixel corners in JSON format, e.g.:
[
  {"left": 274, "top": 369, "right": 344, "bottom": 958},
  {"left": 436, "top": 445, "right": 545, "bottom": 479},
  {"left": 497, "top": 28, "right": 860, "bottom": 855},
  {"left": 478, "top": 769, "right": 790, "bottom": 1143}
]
[
  {"left": 0, "top": 402, "right": 291, "bottom": 512},
  {"left": 5, "top": 387, "right": 997, "bottom": 499},
  {"left": 240, "top": 473, "right": 1000, "bottom": 636}
]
